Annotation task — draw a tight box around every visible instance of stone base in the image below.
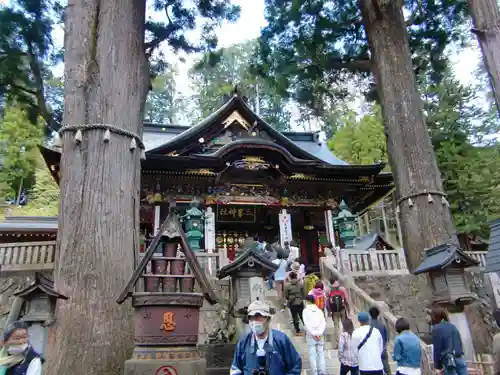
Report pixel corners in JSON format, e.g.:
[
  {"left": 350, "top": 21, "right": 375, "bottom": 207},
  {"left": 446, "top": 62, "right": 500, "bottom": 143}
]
[{"left": 124, "top": 347, "right": 206, "bottom": 375}]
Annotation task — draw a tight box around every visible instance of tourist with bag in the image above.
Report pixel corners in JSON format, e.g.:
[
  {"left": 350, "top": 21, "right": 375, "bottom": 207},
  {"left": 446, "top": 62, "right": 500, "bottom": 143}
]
[
  {"left": 369, "top": 306, "right": 391, "bottom": 375},
  {"left": 352, "top": 311, "right": 384, "bottom": 375},
  {"left": 431, "top": 306, "right": 468, "bottom": 375},
  {"left": 308, "top": 281, "right": 327, "bottom": 315},
  {"left": 285, "top": 271, "right": 305, "bottom": 336},
  {"left": 392, "top": 317, "right": 421, "bottom": 375},
  {"left": 327, "top": 277, "right": 351, "bottom": 346}
]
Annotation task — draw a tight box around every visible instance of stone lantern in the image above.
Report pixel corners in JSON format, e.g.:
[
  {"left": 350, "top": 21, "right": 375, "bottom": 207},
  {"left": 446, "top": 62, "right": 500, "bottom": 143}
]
[
  {"left": 414, "top": 243, "right": 479, "bottom": 305},
  {"left": 14, "top": 273, "right": 68, "bottom": 356},
  {"left": 180, "top": 201, "right": 205, "bottom": 251},
  {"left": 217, "top": 239, "right": 278, "bottom": 337},
  {"left": 332, "top": 200, "right": 358, "bottom": 248},
  {"left": 414, "top": 243, "right": 479, "bottom": 361}
]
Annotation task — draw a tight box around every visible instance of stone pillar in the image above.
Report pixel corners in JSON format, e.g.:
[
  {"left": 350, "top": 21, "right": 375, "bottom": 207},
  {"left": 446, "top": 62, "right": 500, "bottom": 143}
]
[
  {"left": 204, "top": 207, "right": 216, "bottom": 275},
  {"left": 447, "top": 306, "right": 475, "bottom": 363},
  {"left": 154, "top": 205, "right": 161, "bottom": 235},
  {"left": 324, "top": 210, "right": 336, "bottom": 248},
  {"left": 279, "top": 209, "right": 292, "bottom": 247}
]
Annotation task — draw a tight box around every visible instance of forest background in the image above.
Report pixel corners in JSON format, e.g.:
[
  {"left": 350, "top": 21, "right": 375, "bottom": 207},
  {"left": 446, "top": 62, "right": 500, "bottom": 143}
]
[{"left": 0, "top": 0, "right": 499, "bottom": 237}]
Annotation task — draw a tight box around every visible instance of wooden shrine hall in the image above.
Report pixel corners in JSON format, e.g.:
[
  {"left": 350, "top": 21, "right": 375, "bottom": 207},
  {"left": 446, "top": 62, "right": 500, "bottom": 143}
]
[{"left": 40, "top": 89, "right": 394, "bottom": 267}]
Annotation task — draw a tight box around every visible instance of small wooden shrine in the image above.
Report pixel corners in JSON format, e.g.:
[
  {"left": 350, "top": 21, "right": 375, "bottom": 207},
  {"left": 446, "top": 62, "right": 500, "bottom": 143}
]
[{"left": 117, "top": 205, "right": 217, "bottom": 375}]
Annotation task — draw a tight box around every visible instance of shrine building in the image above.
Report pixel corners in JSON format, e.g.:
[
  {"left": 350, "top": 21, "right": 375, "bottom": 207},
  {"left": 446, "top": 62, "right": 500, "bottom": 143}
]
[{"left": 40, "top": 91, "right": 394, "bottom": 267}]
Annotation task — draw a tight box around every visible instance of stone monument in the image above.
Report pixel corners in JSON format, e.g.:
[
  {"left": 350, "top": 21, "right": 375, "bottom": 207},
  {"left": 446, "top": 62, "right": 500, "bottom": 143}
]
[
  {"left": 14, "top": 273, "right": 68, "bottom": 356},
  {"left": 117, "top": 205, "right": 218, "bottom": 375},
  {"left": 414, "top": 243, "right": 479, "bottom": 362},
  {"left": 217, "top": 239, "right": 278, "bottom": 337}
]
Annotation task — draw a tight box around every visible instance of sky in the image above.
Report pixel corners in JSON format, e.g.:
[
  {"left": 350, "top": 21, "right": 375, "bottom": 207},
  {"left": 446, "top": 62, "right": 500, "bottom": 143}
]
[{"left": 49, "top": 0, "right": 482, "bottom": 122}]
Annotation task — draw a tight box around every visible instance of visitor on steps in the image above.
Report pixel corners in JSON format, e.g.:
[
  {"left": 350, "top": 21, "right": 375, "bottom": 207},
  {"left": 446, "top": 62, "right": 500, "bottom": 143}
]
[
  {"left": 430, "top": 306, "right": 468, "bottom": 375},
  {"left": 369, "top": 306, "right": 391, "bottom": 375},
  {"left": 392, "top": 317, "right": 421, "bottom": 375},
  {"left": 308, "top": 281, "right": 327, "bottom": 317},
  {"left": 303, "top": 269, "right": 319, "bottom": 295},
  {"left": 231, "top": 300, "right": 302, "bottom": 375},
  {"left": 272, "top": 254, "right": 288, "bottom": 310},
  {"left": 339, "top": 318, "right": 359, "bottom": 375},
  {"left": 352, "top": 311, "right": 384, "bottom": 375},
  {"left": 303, "top": 294, "right": 327, "bottom": 375},
  {"left": 0, "top": 320, "right": 43, "bottom": 375},
  {"left": 328, "top": 277, "right": 351, "bottom": 345},
  {"left": 284, "top": 271, "right": 305, "bottom": 336}
]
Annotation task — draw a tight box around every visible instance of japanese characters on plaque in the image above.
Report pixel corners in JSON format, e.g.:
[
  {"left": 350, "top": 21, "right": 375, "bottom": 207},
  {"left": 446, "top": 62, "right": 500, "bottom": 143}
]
[
  {"left": 279, "top": 211, "right": 293, "bottom": 247},
  {"left": 217, "top": 205, "right": 256, "bottom": 223},
  {"left": 160, "top": 312, "right": 176, "bottom": 332}
]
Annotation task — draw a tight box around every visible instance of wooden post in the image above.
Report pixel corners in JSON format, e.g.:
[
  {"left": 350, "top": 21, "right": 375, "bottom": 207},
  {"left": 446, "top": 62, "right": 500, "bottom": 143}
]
[
  {"left": 325, "top": 210, "right": 336, "bottom": 248},
  {"left": 397, "top": 247, "right": 408, "bottom": 270},
  {"left": 381, "top": 202, "right": 389, "bottom": 236},
  {"left": 363, "top": 214, "right": 371, "bottom": 233},
  {"left": 369, "top": 248, "right": 380, "bottom": 272}
]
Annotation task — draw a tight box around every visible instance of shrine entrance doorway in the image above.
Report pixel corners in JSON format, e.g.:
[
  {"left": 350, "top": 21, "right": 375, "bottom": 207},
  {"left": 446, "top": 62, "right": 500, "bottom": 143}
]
[{"left": 214, "top": 205, "right": 280, "bottom": 261}]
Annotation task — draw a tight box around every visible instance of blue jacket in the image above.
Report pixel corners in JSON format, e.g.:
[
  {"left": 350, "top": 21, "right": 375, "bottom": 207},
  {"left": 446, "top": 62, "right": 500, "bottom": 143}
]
[
  {"left": 6, "top": 347, "right": 42, "bottom": 375},
  {"left": 231, "top": 329, "right": 302, "bottom": 375},
  {"left": 392, "top": 331, "right": 421, "bottom": 368},
  {"left": 432, "top": 321, "right": 464, "bottom": 370}
]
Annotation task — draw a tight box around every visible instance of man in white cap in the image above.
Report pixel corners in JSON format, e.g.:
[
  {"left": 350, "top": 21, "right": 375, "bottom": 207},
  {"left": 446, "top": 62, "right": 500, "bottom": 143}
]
[{"left": 231, "top": 300, "right": 302, "bottom": 375}]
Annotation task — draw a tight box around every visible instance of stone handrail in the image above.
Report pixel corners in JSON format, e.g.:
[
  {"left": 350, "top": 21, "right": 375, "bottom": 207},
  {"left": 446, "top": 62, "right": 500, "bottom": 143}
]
[
  {"left": 332, "top": 249, "right": 487, "bottom": 276},
  {"left": 0, "top": 239, "right": 223, "bottom": 278},
  {"left": 320, "top": 255, "right": 435, "bottom": 375},
  {"left": 0, "top": 240, "right": 56, "bottom": 272}
]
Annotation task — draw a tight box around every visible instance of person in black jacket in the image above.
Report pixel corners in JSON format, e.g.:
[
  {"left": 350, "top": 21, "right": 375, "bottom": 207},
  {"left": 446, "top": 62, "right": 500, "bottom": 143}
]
[
  {"left": 369, "top": 306, "right": 391, "bottom": 375},
  {"left": 431, "top": 306, "right": 468, "bottom": 375}
]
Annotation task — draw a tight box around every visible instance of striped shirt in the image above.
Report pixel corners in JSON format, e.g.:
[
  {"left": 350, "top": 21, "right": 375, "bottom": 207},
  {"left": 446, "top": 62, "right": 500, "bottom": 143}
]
[{"left": 339, "top": 332, "right": 358, "bottom": 367}]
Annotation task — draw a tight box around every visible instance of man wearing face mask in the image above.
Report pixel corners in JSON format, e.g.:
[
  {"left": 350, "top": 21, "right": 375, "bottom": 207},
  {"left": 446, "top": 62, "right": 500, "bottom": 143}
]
[
  {"left": 0, "top": 320, "right": 43, "bottom": 375},
  {"left": 231, "top": 300, "right": 302, "bottom": 375}
]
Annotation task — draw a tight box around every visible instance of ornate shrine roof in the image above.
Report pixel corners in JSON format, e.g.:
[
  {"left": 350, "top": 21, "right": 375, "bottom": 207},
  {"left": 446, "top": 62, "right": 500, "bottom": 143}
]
[{"left": 39, "top": 90, "right": 394, "bottom": 212}]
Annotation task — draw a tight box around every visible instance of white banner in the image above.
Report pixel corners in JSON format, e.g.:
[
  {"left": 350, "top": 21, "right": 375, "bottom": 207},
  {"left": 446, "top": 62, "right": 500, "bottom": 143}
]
[
  {"left": 489, "top": 272, "right": 500, "bottom": 308},
  {"left": 279, "top": 210, "right": 293, "bottom": 247},
  {"left": 204, "top": 207, "right": 216, "bottom": 251}
]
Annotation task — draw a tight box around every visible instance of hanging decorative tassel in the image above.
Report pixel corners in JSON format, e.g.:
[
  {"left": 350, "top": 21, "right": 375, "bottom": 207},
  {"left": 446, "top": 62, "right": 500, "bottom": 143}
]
[
  {"left": 140, "top": 149, "right": 146, "bottom": 160},
  {"left": 103, "top": 129, "right": 111, "bottom": 142},
  {"left": 442, "top": 197, "right": 450, "bottom": 207},
  {"left": 130, "top": 138, "right": 137, "bottom": 151},
  {"left": 74, "top": 130, "right": 82, "bottom": 144},
  {"left": 408, "top": 198, "right": 414, "bottom": 207},
  {"left": 427, "top": 193, "right": 434, "bottom": 203},
  {"left": 53, "top": 132, "right": 62, "bottom": 147}
]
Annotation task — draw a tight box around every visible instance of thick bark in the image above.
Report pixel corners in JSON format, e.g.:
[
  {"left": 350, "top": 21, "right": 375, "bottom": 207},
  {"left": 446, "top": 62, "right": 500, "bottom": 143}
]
[
  {"left": 358, "top": 0, "right": 456, "bottom": 271},
  {"left": 468, "top": 0, "right": 500, "bottom": 115},
  {"left": 44, "top": 0, "right": 149, "bottom": 374}
]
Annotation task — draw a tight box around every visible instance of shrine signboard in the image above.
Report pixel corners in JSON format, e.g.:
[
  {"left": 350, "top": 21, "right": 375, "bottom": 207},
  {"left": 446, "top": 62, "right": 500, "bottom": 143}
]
[{"left": 217, "top": 206, "right": 256, "bottom": 223}]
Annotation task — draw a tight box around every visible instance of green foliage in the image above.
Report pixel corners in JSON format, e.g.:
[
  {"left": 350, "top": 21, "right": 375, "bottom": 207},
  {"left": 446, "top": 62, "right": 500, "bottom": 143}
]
[
  {"left": 256, "top": 0, "right": 469, "bottom": 112},
  {"left": 1, "top": 0, "right": 241, "bottom": 132},
  {"left": 327, "top": 104, "right": 388, "bottom": 167},
  {"left": 144, "top": 67, "right": 186, "bottom": 124},
  {"left": 0, "top": 105, "right": 43, "bottom": 197},
  {"left": 190, "top": 40, "right": 291, "bottom": 130},
  {"left": 0, "top": 0, "right": 63, "bottom": 131},
  {"left": 9, "top": 155, "right": 59, "bottom": 216},
  {"left": 328, "top": 71, "right": 500, "bottom": 235}
]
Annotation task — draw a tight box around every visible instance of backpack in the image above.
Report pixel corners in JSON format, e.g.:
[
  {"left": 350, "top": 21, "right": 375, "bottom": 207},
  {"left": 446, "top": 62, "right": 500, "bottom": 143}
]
[
  {"left": 286, "top": 283, "right": 303, "bottom": 306},
  {"left": 313, "top": 294, "right": 326, "bottom": 310},
  {"left": 304, "top": 274, "right": 319, "bottom": 295},
  {"left": 328, "top": 288, "right": 346, "bottom": 312}
]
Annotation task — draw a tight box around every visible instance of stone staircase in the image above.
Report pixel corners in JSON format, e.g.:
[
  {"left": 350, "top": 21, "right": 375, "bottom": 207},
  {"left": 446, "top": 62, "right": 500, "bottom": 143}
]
[{"left": 265, "top": 289, "right": 398, "bottom": 375}]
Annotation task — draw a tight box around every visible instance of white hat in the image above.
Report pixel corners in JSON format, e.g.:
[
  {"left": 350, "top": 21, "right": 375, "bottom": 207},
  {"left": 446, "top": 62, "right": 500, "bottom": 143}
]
[{"left": 247, "top": 300, "right": 271, "bottom": 317}]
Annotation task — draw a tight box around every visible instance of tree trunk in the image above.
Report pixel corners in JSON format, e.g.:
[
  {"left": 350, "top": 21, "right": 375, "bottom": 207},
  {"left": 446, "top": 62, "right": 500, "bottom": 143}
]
[
  {"left": 44, "top": 0, "right": 149, "bottom": 374},
  {"left": 468, "top": 0, "right": 500, "bottom": 115},
  {"left": 358, "top": 0, "right": 456, "bottom": 271}
]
